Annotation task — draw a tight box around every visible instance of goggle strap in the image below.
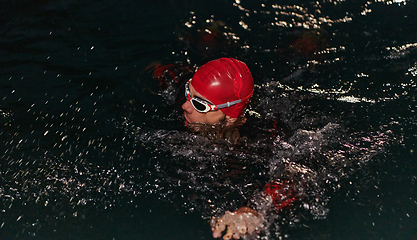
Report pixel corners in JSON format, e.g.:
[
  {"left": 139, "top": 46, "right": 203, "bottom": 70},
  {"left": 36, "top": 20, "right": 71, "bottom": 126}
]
[
  {"left": 216, "top": 99, "right": 242, "bottom": 109},
  {"left": 216, "top": 90, "right": 253, "bottom": 109}
]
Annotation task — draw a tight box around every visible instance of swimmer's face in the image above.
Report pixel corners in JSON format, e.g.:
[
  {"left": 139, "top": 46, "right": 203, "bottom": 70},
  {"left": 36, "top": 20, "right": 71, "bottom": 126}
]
[{"left": 182, "top": 82, "right": 227, "bottom": 125}]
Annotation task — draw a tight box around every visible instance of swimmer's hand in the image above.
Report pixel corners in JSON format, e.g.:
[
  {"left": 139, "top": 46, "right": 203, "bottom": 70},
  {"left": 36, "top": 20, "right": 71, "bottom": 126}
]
[{"left": 211, "top": 206, "right": 264, "bottom": 240}]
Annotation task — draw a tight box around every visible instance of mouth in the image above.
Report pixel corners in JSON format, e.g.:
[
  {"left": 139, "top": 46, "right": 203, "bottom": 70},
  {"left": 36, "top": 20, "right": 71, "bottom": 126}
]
[{"left": 183, "top": 114, "right": 190, "bottom": 126}]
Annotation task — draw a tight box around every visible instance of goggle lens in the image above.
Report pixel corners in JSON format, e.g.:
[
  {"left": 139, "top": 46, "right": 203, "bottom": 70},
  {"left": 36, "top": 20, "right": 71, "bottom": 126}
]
[{"left": 190, "top": 97, "right": 211, "bottom": 113}]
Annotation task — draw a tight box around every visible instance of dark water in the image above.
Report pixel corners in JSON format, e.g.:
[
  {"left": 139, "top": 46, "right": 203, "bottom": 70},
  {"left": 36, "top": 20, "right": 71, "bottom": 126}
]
[{"left": 1, "top": 0, "right": 416, "bottom": 239}]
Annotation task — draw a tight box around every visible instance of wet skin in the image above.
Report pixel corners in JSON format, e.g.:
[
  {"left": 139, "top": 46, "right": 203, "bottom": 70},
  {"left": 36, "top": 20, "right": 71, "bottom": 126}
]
[{"left": 211, "top": 206, "right": 263, "bottom": 240}]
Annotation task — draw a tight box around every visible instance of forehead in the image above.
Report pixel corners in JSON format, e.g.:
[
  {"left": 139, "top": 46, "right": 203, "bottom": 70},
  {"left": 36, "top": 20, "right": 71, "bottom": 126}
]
[{"left": 189, "top": 82, "right": 213, "bottom": 104}]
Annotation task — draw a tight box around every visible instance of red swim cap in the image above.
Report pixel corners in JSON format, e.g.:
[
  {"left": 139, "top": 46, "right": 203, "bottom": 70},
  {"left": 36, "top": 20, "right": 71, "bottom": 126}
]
[{"left": 191, "top": 58, "right": 254, "bottom": 118}]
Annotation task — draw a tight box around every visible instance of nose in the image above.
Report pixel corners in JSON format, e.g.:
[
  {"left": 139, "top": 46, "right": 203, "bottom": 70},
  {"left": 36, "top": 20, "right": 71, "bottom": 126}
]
[{"left": 182, "top": 100, "right": 194, "bottom": 113}]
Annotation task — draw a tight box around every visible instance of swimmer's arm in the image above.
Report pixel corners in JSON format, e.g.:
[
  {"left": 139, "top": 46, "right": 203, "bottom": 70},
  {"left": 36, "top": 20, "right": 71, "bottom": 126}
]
[
  {"left": 211, "top": 181, "right": 299, "bottom": 239},
  {"left": 211, "top": 206, "right": 264, "bottom": 240}
]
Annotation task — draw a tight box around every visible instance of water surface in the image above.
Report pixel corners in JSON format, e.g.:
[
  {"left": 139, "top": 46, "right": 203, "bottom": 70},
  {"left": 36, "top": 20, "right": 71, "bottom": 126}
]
[{"left": 1, "top": 0, "right": 416, "bottom": 239}]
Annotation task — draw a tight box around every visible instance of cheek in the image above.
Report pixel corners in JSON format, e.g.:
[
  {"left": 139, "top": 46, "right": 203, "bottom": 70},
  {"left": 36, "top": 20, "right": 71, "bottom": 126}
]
[
  {"left": 183, "top": 104, "right": 226, "bottom": 124},
  {"left": 204, "top": 111, "right": 226, "bottom": 124},
  {"left": 185, "top": 107, "right": 205, "bottom": 121}
]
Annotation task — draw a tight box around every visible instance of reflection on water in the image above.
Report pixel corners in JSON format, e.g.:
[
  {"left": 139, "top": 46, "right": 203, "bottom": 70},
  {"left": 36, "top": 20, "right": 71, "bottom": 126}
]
[{"left": 0, "top": 0, "right": 416, "bottom": 239}]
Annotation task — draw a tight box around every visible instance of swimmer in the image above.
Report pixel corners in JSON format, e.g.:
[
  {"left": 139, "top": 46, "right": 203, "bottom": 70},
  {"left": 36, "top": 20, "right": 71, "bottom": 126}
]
[
  {"left": 180, "top": 58, "right": 254, "bottom": 143},
  {"left": 179, "top": 58, "right": 298, "bottom": 239},
  {"left": 181, "top": 58, "right": 253, "bottom": 127},
  {"left": 149, "top": 57, "right": 298, "bottom": 239}
]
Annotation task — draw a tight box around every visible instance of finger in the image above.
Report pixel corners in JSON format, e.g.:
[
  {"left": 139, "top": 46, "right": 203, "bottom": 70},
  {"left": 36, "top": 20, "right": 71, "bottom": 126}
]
[
  {"left": 223, "top": 223, "right": 235, "bottom": 240},
  {"left": 232, "top": 233, "right": 240, "bottom": 239},
  {"left": 213, "top": 231, "right": 222, "bottom": 239},
  {"left": 213, "top": 217, "right": 226, "bottom": 233},
  {"left": 246, "top": 219, "right": 255, "bottom": 234},
  {"left": 212, "top": 220, "right": 225, "bottom": 239},
  {"left": 236, "top": 221, "right": 247, "bottom": 235},
  {"left": 212, "top": 212, "right": 233, "bottom": 238}
]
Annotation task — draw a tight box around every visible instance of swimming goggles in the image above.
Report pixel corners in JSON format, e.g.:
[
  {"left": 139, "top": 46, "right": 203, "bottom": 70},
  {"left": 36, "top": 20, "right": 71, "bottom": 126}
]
[{"left": 185, "top": 79, "right": 246, "bottom": 113}]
